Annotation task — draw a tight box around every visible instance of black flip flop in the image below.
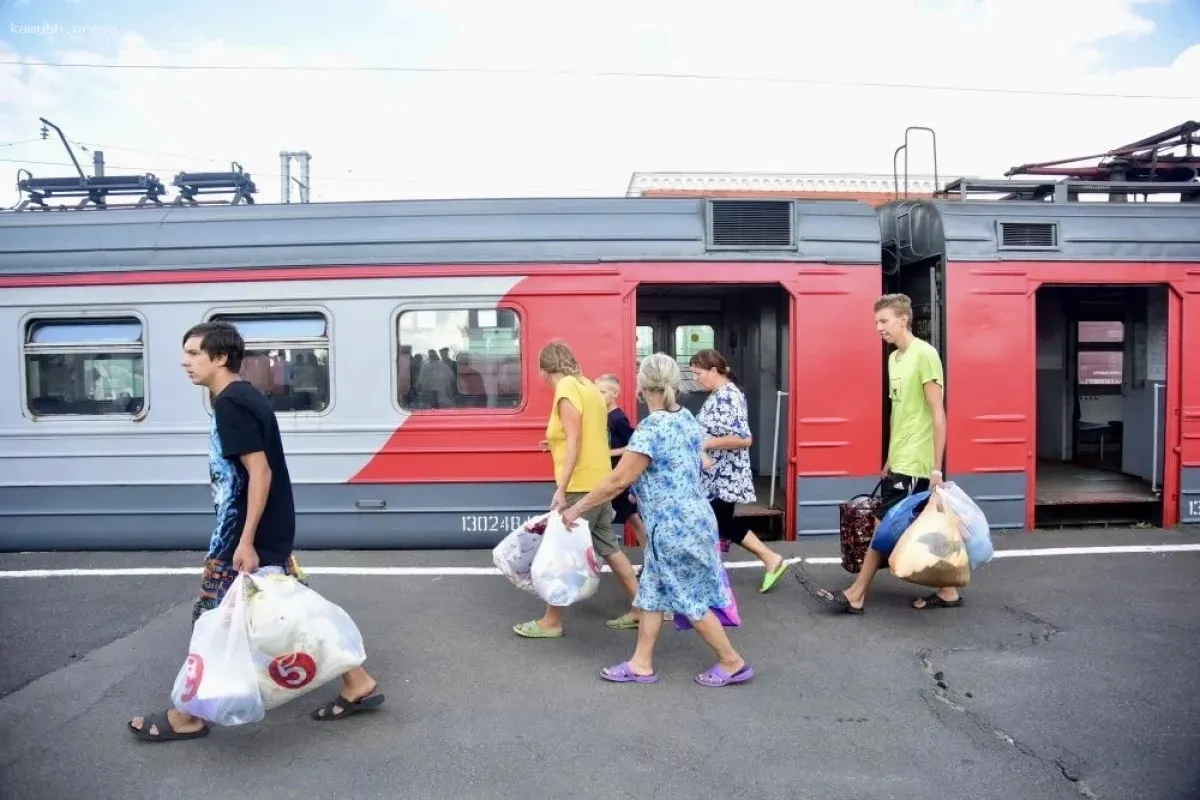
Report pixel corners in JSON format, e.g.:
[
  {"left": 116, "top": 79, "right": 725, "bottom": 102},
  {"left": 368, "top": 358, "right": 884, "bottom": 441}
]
[
  {"left": 913, "top": 593, "right": 963, "bottom": 611},
  {"left": 792, "top": 567, "right": 864, "bottom": 615},
  {"left": 822, "top": 589, "right": 865, "bottom": 615},
  {"left": 311, "top": 687, "right": 386, "bottom": 721},
  {"left": 128, "top": 711, "right": 210, "bottom": 743}
]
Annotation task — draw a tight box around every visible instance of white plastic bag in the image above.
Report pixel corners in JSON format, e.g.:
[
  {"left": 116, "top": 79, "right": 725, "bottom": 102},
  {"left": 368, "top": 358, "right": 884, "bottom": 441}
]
[
  {"left": 935, "top": 482, "right": 994, "bottom": 569},
  {"left": 493, "top": 512, "right": 550, "bottom": 595},
  {"left": 244, "top": 572, "right": 368, "bottom": 710},
  {"left": 171, "top": 573, "right": 265, "bottom": 727},
  {"left": 530, "top": 511, "right": 601, "bottom": 607},
  {"left": 888, "top": 495, "right": 971, "bottom": 588}
]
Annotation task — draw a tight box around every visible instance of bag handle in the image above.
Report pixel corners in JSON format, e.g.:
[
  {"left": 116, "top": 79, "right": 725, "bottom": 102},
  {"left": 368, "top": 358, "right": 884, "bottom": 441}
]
[
  {"left": 846, "top": 479, "right": 885, "bottom": 504},
  {"left": 522, "top": 511, "right": 553, "bottom": 530}
]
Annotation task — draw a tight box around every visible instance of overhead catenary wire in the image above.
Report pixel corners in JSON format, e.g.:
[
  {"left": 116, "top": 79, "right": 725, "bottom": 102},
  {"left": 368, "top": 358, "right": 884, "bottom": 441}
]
[{"left": 1, "top": 59, "right": 1197, "bottom": 101}]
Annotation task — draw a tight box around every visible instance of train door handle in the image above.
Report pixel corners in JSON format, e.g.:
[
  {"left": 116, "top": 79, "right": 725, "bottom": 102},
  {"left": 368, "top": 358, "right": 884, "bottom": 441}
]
[{"left": 355, "top": 500, "right": 387, "bottom": 510}]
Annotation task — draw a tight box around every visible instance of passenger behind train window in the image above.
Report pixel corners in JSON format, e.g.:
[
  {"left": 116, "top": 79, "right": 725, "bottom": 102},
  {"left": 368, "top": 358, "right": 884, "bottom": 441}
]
[
  {"left": 23, "top": 317, "right": 147, "bottom": 417},
  {"left": 396, "top": 307, "right": 522, "bottom": 411},
  {"left": 207, "top": 313, "right": 331, "bottom": 414}
]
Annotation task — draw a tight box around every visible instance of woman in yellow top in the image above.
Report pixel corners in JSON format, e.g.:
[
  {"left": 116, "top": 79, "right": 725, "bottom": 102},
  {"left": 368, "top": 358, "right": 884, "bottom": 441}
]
[{"left": 513, "top": 341, "right": 642, "bottom": 637}]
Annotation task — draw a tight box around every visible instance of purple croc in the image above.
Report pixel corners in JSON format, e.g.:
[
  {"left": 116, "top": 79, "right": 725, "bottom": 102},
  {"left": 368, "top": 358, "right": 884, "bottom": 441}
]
[
  {"left": 601, "top": 661, "right": 659, "bottom": 684},
  {"left": 695, "top": 663, "right": 755, "bottom": 687}
]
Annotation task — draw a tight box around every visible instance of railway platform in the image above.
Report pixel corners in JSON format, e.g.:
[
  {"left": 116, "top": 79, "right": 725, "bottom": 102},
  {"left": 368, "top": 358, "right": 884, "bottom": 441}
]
[{"left": 2, "top": 526, "right": 1198, "bottom": 799}]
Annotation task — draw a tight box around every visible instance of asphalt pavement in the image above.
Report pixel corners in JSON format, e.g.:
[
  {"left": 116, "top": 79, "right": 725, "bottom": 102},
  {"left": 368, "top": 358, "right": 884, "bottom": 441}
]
[{"left": 2, "top": 527, "right": 1199, "bottom": 800}]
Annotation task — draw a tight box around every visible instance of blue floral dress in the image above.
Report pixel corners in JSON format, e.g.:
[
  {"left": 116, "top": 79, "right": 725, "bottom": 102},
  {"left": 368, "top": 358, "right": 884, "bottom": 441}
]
[
  {"left": 625, "top": 407, "right": 728, "bottom": 622},
  {"left": 698, "top": 383, "right": 757, "bottom": 504}
]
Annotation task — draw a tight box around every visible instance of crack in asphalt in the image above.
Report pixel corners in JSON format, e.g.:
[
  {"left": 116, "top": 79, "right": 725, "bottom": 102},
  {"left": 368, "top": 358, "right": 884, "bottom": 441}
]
[
  {"left": 791, "top": 561, "right": 1097, "bottom": 795},
  {"left": 999, "top": 604, "right": 1061, "bottom": 646},
  {"left": 916, "top": 607, "right": 1097, "bottom": 799}
]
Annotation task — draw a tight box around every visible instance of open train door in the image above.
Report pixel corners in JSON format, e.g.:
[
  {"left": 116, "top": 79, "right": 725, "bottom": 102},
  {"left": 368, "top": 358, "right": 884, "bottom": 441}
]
[{"left": 626, "top": 278, "right": 796, "bottom": 542}]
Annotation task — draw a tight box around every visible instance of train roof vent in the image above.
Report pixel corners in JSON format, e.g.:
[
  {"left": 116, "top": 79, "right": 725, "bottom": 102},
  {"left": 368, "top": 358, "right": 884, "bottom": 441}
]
[
  {"left": 706, "top": 199, "right": 795, "bottom": 250},
  {"left": 997, "top": 220, "right": 1060, "bottom": 250}
]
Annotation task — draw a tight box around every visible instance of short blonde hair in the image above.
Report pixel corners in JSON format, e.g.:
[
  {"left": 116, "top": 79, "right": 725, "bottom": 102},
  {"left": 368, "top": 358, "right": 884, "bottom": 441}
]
[
  {"left": 874, "top": 293, "right": 913, "bottom": 329},
  {"left": 538, "top": 341, "right": 581, "bottom": 377},
  {"left": 637, "top": 353, "right": 682, "bottom": 408},
  {"left": 595, "top": 373, "right": 620, "bottom": 388}
]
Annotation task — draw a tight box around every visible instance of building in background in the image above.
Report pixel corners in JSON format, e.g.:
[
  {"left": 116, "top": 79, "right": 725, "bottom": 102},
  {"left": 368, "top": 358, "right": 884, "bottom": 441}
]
[{"left": 625, "top": 171, "right": 948, "bottom": 205}]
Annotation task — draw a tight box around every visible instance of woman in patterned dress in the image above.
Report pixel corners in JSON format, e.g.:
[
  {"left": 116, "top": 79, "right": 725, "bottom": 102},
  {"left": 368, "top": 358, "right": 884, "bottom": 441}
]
[
  {"left": 561, "top": 353, "right": 754, "bottom": 687},
  {"left": 689, "top": 349, "right": 790, "bottom": 593}
]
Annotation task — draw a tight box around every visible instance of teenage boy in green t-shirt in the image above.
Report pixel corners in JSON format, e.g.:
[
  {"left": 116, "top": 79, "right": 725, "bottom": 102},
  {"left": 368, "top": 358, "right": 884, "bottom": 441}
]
[{"left": 813, "top": 293, "right": 962, "bottom": 614}]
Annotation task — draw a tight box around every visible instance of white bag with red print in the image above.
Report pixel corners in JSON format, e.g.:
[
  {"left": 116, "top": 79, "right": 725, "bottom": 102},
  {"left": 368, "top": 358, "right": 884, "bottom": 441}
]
[
  {"left": 170, "top": 572, "right": 265, "bottom": 726},
  {"left": 493, "top": 512, "right": 551, "bottom": 595},
  {"left": 244, "top": 572, "right": 367, "bottom": 710}
]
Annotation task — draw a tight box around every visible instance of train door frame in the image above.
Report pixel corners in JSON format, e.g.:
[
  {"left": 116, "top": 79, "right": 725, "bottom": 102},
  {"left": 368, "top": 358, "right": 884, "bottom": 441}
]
[
  {"left": 1022, "top": 272, "right": 1187, "bottom": 530},
  {"left": 620, "top": 275, "right": 801, "bottom": 543}
]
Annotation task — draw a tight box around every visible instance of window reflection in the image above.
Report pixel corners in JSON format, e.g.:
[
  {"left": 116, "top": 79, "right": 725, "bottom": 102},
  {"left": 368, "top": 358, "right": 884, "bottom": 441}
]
[
  {"left": 213, "top": 313, "right": 331, "bottom": 412},
  {"left": 397, "top": 308, "right": 522, "bottom": 410},
  {"left": 24, "top": 318, "right": 146, "bottom": 416}
]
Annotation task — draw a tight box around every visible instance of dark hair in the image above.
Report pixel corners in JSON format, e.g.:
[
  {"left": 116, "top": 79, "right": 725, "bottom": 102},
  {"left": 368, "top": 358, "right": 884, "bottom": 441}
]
[
  {"left": 688, "top": 348, "right": 738, "bottom": 384},
  {"left": 182, "top": 321, "right": 245, "bottom": 373}
]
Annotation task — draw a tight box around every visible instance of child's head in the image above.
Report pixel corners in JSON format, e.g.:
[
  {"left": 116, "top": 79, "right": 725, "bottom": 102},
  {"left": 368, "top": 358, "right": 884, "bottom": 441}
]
[{"left": 595, "top": 373, "right": 620, "bottom": 408}]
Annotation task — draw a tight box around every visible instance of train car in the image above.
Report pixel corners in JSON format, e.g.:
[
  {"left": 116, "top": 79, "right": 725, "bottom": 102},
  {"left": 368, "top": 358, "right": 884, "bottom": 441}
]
[
  {"left": 879, "top": 184, "right": 1200, "bottom": 530},
  {"left": 0, "top": 196, "right": 884, "bottom": 552}
]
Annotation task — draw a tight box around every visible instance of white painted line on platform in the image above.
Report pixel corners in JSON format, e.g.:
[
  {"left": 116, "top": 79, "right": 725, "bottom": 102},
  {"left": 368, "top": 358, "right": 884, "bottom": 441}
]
[{"left": 0, "top": 542, "right": 1198, "bottom": 578}]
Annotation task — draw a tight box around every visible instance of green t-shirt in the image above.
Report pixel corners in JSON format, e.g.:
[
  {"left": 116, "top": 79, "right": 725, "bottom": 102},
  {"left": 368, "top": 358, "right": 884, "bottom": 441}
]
[{"left": 886, "top": 337, "right": 944, "bottom": 479}]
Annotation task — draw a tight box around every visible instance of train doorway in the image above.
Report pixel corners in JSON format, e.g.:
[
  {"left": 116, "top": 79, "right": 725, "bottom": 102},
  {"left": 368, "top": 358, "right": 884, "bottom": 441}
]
[
  {"left": 880, "top": 229, "right": 943, "bottom": 478},
  {"left": 633, "top": 283, "right": 791, "bottom": 540},
  {"left": 1034, "top": 284, "right": 1168, "bottom": 527}
]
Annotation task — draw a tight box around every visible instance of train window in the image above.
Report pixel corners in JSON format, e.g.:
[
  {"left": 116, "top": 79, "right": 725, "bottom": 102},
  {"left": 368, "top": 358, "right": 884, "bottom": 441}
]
[
  {"left": 1077, "top": 351, "right": 1123, "bottom": 386},
  {"left": 635, "top": 326, "right": 654, "bottom": 368},
  {"left": 1078, "top": 321, "right": 1124, "bottom": 344},
  {"left": 209, "top": 312, "right": 331, "bottom": 413},
  {"left": 396, "top": 307, "right": 522, "bottom": 411},
  {"left": 673, "top": 324, "right": 715, "bottom": 393},
  {"left": 23, "top": 317, "right": 146, "bottom": 416}
]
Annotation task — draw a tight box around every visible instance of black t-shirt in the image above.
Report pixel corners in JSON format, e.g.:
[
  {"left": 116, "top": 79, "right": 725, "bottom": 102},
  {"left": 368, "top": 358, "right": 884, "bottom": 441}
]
[
  {"left": 207, "top": 380, "right": 296, "bottom": 564},
  {"left": 607, "top": 407, "right": 635, "bottom": 468}
]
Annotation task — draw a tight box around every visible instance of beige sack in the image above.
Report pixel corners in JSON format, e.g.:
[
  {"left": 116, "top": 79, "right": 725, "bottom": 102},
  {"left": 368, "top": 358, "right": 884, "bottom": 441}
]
[{"left": 888, "top": 494, "right": 971, "bottom": 588}]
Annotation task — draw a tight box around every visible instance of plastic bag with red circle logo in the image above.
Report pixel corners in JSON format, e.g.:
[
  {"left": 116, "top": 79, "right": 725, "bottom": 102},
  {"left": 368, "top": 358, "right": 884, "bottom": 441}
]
[
  {"left": 530, "top": 511, "right": 601, "bottom": 607},
  {"left": 243, "top": 571, "right": 367, "bottom": 710},
  {"left": 170, "top": 572, "right": 266, "bottom": 726},
  {"left": 493, "top": 512, "right": 551, "bottom": 595}
]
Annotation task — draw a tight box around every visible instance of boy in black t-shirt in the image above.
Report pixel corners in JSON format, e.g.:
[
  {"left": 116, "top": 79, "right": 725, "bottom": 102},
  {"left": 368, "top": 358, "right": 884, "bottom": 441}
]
[
  {"left": 595, "top": 374, "right": 646, "bottom": 549},
  {"left": 129, "top": 321, "right": 385, "bottom": 743}
]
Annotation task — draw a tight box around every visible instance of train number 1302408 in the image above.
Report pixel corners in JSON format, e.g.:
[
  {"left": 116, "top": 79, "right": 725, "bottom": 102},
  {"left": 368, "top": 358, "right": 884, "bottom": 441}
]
[{"left": 461, "top": 514, "right": 527, "bottom": 533}]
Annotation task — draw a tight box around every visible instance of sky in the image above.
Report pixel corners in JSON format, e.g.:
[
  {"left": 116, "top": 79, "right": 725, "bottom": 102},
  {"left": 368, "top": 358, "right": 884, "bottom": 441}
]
[{"left": 1, "top": 0, "right": 1198, "bottom": 205}]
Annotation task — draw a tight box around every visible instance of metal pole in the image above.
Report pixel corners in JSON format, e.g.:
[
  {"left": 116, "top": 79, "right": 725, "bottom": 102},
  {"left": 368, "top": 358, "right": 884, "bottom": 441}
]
[
  {"left": 279, "top": 151, "right": 291, "bottom": 203},
  {"left": 1151, "top": 382, "right": 1164, "bottom": 493},
  {"left": 769, "top": 390, "right": 788, "bottom": 508},
  {"left": 299, "top": 152, "right": 310, "bottom": 203},
  {"left": 39, "top": 117, "right": 86, "bottom": 179}
]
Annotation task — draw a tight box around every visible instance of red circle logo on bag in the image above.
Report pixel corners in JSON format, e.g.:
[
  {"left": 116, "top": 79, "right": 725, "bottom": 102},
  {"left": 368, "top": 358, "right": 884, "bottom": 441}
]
[
  {"left": 268, "top": 652, "right": 317, "bottom": 689},
  {"left": 180, "top": 653, "right": 204, "bottom": 702},
  {"left": 585, "top": 547, "right": 598, "bottom": 575}
]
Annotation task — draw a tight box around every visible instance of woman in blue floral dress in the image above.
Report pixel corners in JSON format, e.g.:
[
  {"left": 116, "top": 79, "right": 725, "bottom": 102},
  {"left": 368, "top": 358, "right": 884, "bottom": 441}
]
[
  {"left": 562, "top": 353, "right": 754, "bottom": 688},
  {"left": 690, "top": 349, "right": 790, "bottom": 593}
]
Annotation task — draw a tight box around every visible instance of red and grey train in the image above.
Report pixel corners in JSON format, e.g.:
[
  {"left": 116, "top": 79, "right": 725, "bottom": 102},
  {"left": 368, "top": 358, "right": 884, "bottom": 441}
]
[{"left": 0, "top": 177, "right": 1197, "bottom": 552}]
